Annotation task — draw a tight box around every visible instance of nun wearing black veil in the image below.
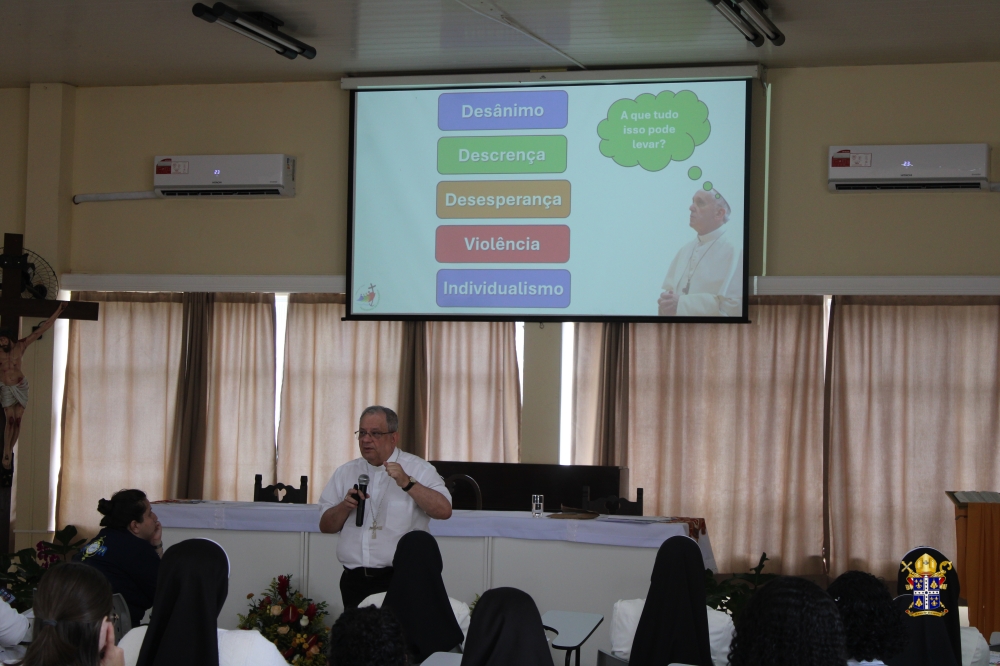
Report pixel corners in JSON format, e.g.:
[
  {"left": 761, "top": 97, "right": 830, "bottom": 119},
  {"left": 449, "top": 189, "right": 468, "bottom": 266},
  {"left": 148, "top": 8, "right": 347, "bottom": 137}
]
[
  {"left": 383, "top": 531, "right": 465, "bottom": 662},
  {"left": 460, "top": 587, "right": 553, "bottom": 666},
  {"left": 118, "top": 539, "right": 286, "bottom": 666},
  {"left": 628, "top": 535, "right": 713, "bottom": 666}
]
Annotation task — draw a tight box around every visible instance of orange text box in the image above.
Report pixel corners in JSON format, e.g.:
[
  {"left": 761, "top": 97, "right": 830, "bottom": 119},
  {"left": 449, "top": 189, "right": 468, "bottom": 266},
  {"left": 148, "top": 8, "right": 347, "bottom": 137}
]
[
  {"left": 436, "top": 225, "right": 570, "bottom": 263},
  {"left": 436, "top": 180, "right": 570, "bottom": 218}
]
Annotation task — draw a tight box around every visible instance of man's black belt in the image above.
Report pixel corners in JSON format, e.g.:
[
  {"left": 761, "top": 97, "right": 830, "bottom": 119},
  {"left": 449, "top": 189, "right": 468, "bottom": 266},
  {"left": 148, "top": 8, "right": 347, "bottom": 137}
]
[{"left": 343, "top": 565, "right": 394, "bottom": 579}]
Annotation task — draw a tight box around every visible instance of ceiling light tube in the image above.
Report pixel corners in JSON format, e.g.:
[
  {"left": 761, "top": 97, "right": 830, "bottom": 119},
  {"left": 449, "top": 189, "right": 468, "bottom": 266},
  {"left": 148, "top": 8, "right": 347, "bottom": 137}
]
[
  {"left": 192, "top": 2, "right": 316, "bottom": 59},
  {"left": 215, "top": 19, "right": 295, "bottom": 57},
  {"left": 234, "top": 17, "right": 303, "bottom": 53},
  {"left": 734, "top": 0, "right": 785, "bottom": 45},
  {"left": 706, "top": 0, "right": 764, "bottom": 47}
]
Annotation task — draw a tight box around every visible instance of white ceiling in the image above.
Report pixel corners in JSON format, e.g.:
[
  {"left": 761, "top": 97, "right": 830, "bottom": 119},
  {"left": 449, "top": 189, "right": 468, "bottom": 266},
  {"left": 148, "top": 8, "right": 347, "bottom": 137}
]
[{"left": 2, "top": 0, "right": 1000, "bottom": 88}]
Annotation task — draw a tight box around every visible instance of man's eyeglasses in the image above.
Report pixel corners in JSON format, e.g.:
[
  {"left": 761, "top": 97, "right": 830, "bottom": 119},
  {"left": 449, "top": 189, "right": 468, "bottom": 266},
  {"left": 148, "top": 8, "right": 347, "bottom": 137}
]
[{"left": 354, "top": 429, "right": 395, "bottom": 440}]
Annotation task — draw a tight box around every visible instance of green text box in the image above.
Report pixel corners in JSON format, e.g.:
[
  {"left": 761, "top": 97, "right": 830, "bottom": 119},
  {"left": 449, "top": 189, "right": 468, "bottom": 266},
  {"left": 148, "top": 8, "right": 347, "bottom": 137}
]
[{"left": 438, "top": 136, "right": 567, "bottom": 174}]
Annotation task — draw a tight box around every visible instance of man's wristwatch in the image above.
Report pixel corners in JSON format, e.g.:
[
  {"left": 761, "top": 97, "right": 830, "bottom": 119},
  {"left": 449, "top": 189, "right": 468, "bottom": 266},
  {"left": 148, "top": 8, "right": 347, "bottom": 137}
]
[{"left": 402, "top": 476, "right": 416, "bottom": 492}]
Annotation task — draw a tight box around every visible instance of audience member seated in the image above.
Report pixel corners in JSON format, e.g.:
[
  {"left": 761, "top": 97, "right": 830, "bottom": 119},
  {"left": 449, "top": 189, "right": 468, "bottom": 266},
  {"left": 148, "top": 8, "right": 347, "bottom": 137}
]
[
  {"left": 608, "top": 536, "right": 733, "bottom": 665},
  {"left": 629, "top": 535, "right": 713, "bottom": 666},
  {"left": 382, "top": 531, "right": 465, "bottom": 662},
  {"left": 327, "top": 606, "right": 409, "bottom": 666},
  {"left": 728, "top": 576, "right": 847, "bottom": 666},
  {"left": 16, "top": 562, "right": 125, "bottom": 666},
  {"left": 886, "top": 594, "right": 957, "bottom": 666},
  {"left": 118, "top": 539, "right": 285, "bottom": 666},
  {"left": 0, "top": 594, "right": 31, "bottom": 658},
  {"left": 894, "top": 547, "right": 962, "bottom": 666},
  {"left": 74, "top": 489, "right": 162, "bottom": 626},
  {"left": 828, "top": 570, "right": 908, "bottom": 665},
  {"left": 460, "top": 587, "right": 552, "bottom": 666}
]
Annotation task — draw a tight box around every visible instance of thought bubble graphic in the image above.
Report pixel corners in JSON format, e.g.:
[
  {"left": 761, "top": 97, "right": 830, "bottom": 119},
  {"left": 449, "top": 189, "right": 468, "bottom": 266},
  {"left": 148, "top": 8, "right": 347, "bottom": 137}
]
[
  {"left": 688, "top": 166, "right": 702, "bottom": 180},
  {"left": 597, "top": 90, "right": 711, "bottom": 172}
]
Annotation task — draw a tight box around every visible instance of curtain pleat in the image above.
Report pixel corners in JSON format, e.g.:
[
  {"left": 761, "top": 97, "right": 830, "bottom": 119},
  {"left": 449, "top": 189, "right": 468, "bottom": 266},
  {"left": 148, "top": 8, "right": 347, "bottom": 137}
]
[
  {"left": 200, "top": 293, "right": 276, "bottom": 501},
  {"left": 424, "top": 321, "right": 520, "bottom": 462},
  {"left": 169, "top": 293, "right": 213, "bottom": 499},
  {"left": 59, "top": 292, "right": 184, "bottom": 536},
  {"left": 276, "top": 296, "right": 402, "bottom": 503},
  {"left": 397, "top": 322, "right": 428, "bottom": 459},
  {"left": 828, "top": 297, "right": 1000, "bottom": 580}
]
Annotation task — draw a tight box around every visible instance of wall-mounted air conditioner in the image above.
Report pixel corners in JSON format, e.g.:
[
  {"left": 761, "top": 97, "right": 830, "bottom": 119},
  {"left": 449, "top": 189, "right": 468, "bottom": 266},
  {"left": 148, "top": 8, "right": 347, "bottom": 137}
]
[
  {"left": 828, "top": 144, "right": 989, "bottom": 192},
  {"left": 153, "top": 154, "right": 295, "bottom": 197}
]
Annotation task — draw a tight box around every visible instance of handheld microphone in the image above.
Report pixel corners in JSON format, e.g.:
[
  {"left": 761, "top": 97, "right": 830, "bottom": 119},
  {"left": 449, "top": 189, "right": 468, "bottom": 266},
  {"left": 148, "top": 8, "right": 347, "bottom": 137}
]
[{"left": 355, "top": 474, "right": 369, "bottom": 527}]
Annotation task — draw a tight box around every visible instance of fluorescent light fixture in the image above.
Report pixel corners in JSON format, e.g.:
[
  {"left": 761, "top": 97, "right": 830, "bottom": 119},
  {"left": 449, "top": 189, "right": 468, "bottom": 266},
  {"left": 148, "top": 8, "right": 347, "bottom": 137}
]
[
  {"left": 706, "top": 0, "right": 764, "bottom": 46},
  {"left": 734, "top": 0, "right": 785, "bottom": 45},
  {"left": 192, "top": 2, "right": 317, "bottom": 59}
]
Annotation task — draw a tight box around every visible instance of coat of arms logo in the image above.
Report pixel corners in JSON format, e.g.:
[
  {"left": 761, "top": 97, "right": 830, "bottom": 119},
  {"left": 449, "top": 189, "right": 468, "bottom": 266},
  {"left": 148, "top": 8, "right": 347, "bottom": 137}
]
[{"left": 901, "top": 552, "right": 953, "bottom": 617}]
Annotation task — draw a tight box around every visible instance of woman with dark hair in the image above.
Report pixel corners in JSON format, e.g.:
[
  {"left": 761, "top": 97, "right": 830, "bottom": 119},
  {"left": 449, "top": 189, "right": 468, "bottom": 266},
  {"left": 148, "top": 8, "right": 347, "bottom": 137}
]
[
  {"left": 15, "top": 562, "right": 124, "bottom": 666},
  {"left": 383, "top": 531, "right": 464, "bottom": 662},
  {"left": 74, "top": 489, "right": 162, "bottom": 626},
  {"left": 728, "top": 576, "right": 847, "bottom": 666},
  {"left": 629, "top": 535, "right": 712, "bottom": 666},
  {"left": 119, "top": 539, "right": 285, "bottom": 666},
  {"left": 828, "top": 571, "right": 908, "bottom": 665},
  {"left": 327, "top": 606, "right": 409, "bottom": 666},
  {"left": 460, "top": 588, "right": 552, "bottom": 666}
]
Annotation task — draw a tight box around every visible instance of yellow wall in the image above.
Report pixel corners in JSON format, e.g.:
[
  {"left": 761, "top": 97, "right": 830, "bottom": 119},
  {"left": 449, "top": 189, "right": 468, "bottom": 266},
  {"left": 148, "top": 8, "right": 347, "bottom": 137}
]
[
  {"left": 70, "top": 82, "right": 349, "bottom": 275},
  {"left": 0, "top": 88, "right": 28, "bottom": 237},
  {"left": 767, "top": 62, "right": 1000, "bottom": 276}
]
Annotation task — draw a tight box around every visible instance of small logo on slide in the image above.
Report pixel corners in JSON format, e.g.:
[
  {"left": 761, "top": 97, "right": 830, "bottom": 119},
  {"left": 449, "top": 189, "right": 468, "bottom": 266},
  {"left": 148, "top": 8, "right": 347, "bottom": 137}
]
[{"left": 355, "top": 284, "right": 380, "bottom": 310}]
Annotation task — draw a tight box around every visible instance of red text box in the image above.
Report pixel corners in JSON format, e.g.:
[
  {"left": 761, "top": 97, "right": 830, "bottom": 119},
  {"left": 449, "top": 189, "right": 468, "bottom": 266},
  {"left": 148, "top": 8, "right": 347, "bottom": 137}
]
[{"left": 436, "top": 225, "right": 570, "bottom": 263}]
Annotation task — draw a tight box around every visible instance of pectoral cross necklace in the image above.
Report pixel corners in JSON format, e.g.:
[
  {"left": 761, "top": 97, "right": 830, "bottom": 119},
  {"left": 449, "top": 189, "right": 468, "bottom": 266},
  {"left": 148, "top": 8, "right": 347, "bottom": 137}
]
[{"left": 366, "top": 463, "right": 388, "bottom": 539}]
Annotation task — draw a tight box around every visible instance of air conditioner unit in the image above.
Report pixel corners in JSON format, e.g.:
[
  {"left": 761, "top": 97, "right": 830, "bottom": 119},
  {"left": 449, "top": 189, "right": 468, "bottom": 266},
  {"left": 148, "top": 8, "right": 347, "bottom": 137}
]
[
  {"left": 153, "top": 154, "right": 295, "bottom": 197},
  {"left": 828, "top": 144, "right": 989, "bottom": 192}
]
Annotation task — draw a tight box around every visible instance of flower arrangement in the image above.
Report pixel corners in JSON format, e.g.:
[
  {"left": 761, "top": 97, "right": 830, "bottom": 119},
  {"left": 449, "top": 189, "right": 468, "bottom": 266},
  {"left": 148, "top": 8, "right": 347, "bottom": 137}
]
[
  {"left": 238, "top": 574, "right": 329, "bottom": 665},
  {"left": 0, "top": 525, "right": 85, "bottom": 611}
]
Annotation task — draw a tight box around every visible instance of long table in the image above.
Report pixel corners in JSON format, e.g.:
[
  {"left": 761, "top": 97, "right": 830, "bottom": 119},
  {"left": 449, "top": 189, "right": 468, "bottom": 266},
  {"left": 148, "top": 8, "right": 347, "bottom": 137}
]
[{"left": 156, "top": 502, "right": 715, "bottom": 666}]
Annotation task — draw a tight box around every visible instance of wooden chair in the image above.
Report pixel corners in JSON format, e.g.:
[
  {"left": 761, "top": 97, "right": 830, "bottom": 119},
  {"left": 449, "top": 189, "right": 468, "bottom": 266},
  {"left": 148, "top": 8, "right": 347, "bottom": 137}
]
[
  {"left": 581, "top": 486, "right": 643, "bottom": 516},
  {"left": 444, "top": 473, "right": 483, "bottom": 510},
  {"left": 254, "top": 474, "right": 308, "bottom": 504}
]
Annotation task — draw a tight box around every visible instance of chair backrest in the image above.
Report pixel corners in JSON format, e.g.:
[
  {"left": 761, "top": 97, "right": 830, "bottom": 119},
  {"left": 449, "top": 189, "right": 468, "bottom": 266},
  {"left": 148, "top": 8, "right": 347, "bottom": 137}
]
[
  {"left": 444, "top": 473, "right": 483, "bottom": 510},
  {"left": 111, "top": 593, "right": 132, "bottom": 642},
  {"left": 582, "top": 486, "right": 643, "bottom": 516},
  {"left": 254, "top": 474, "right": 309, "bottom": 504}
]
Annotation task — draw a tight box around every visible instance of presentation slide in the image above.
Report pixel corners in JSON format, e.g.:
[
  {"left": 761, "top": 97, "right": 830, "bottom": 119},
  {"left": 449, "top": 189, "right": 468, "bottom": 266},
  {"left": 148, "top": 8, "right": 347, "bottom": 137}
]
[{"left": 349, "top": 79, "right": 750, "bottom": 320}]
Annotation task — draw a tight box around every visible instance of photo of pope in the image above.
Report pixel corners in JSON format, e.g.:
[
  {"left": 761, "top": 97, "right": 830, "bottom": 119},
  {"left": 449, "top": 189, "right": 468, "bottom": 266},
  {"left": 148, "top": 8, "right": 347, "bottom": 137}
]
[{"left": 658, "top": 188, "right": 743, "bottom": 317}]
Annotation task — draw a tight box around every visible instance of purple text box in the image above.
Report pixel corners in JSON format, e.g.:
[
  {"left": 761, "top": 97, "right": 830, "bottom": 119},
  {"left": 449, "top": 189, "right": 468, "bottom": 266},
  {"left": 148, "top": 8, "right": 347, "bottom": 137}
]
[
  {"left": 438, "top": 91, "right": 568, "bottom": 130},
  {"left": 437, "top": 269, "right": 571, "bottom": 308}
]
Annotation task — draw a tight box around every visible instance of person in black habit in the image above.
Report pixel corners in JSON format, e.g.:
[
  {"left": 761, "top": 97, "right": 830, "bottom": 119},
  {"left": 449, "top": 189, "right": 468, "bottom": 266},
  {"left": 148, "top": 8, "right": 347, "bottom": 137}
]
[
  {"left": 383, "top": 531, "right": 464, "bottom": 662},
  {"left": 629, "top": 535, "right": 713, "bottom": 666},
  {"left": 74, "top": 489, "right": 162, "bottom": 626},
  {"left": 460, "top": 587, "right": 553, "bottom": 666},
  {"left": 886, "top": 546, "right": 962, "bottom": 666}
]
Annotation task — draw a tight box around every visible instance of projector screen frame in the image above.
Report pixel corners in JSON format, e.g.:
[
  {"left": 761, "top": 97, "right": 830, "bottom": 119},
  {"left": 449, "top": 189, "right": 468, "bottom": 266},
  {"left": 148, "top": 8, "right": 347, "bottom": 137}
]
[{"left": 345, "top": 67, "right": 757, "bottom": 323}]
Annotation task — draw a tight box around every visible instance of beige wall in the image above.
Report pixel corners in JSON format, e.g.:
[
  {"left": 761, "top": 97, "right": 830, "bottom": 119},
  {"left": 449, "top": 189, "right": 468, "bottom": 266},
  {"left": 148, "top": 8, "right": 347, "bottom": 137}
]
[
  {"left": 767, "top": 62, "right": 1000, "bottom": 276},
  {"left": 70, "top": 81, "right": 349, "bottom": 275},
  {"left": 0, "top": 88, "right": 28, "bottom": 237}
]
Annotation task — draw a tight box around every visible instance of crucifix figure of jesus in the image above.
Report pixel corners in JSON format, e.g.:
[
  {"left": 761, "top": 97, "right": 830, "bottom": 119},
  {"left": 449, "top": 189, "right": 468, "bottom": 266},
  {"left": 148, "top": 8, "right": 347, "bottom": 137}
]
[{"left": 0, "top": 301, "right": 67, "bottom": 469}]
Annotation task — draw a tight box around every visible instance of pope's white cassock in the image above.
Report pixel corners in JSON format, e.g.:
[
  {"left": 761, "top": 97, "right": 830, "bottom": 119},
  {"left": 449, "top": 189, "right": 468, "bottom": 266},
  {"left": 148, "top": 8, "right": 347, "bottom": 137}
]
[{"left": 661, "top": 224, "right": 743, "bottom": 317}]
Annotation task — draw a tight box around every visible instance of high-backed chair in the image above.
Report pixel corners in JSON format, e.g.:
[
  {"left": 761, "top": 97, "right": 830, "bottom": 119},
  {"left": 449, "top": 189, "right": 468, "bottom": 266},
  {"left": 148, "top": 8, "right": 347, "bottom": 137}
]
[
  {"left": 582, "top": 486, "right": 643, "bottom": 516},
  {"left": 253, "top": 474, "right": 308, "bottom": 504},
  {"left": 444, "top": 473, "right": 483, "bottom": 510}
]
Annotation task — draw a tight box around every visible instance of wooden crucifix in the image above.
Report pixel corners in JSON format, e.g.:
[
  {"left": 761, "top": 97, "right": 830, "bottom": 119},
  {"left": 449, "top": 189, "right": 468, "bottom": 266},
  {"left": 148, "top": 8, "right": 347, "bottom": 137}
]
[{"left": 0, "top": 233, "right": 99, "bottom": 553}]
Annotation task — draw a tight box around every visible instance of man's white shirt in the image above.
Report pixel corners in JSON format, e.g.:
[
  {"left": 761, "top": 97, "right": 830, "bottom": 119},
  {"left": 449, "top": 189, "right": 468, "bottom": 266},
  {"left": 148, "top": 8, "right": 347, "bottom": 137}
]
[
  {"left": 318, "top": 448, "right": 451, "bottom": 569},
  {"left": 661, "top": 225, "right": 743, "bottom": 317}
]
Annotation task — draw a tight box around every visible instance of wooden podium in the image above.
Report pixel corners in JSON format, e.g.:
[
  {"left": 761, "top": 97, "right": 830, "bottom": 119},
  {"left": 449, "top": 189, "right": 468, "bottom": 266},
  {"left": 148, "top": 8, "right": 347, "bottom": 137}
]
[{"left": 947, "top": 491, "right": 1000, "bottom": 641}]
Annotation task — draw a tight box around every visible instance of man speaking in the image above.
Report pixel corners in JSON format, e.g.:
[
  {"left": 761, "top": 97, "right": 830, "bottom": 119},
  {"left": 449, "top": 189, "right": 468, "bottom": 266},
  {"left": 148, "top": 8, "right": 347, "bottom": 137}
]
[
  {"left": 658, "top": 188, "right": 743, "bottom": 317},
  {"left": 318, "top": 405, "right": 452, "bottom": 609}
]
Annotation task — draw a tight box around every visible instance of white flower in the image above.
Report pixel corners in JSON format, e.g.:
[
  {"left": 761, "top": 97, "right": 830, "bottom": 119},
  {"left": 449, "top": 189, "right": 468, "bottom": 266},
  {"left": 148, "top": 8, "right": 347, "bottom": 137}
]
[{"left": 299, "top": 616, "right": 309, "bottom": 627}]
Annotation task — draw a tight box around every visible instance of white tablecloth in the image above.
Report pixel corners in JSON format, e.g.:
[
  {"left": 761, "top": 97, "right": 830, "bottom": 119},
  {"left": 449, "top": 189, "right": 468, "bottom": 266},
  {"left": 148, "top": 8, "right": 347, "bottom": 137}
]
[{"left": 154, "top": 502, "right": 716, "bottom": 569}]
